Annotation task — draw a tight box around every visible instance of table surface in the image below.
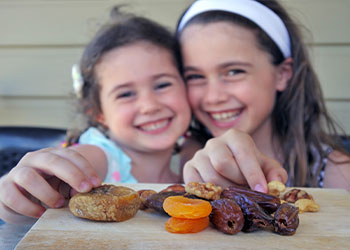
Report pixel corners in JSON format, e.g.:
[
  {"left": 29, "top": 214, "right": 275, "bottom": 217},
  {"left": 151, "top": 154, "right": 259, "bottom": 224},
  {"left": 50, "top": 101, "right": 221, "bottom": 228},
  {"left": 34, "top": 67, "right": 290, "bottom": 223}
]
[{"left": 12, "top": 184, "right": 350, "bottom": 250}]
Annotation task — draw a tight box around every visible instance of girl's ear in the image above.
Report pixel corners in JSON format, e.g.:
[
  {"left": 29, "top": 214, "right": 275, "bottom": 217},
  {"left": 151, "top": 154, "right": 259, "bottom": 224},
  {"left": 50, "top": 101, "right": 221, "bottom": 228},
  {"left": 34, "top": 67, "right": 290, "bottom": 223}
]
[
  {"left": 276, "top": 57, "right": 293, "bottom": 91},
  {"left": 96, "top": 113, "right": 106, "bottom": 126}
]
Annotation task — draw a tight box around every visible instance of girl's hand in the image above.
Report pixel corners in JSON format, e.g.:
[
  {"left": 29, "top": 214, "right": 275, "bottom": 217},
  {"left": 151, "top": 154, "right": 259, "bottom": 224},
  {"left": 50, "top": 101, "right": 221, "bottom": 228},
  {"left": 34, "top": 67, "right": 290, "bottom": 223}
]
[
  {"left": 183, "top": 129, "right": 288, "bottom": 193},
  {"left": 0, "top": 146, "right": 103, "bottom": 224}
]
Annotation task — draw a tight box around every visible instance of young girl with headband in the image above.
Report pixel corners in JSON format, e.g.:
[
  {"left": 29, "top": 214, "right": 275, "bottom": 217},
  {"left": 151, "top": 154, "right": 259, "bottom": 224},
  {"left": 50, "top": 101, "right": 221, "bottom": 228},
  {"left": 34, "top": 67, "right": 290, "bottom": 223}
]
[{"left": 177, "top": 0, "right": 350, "bottom": 192}]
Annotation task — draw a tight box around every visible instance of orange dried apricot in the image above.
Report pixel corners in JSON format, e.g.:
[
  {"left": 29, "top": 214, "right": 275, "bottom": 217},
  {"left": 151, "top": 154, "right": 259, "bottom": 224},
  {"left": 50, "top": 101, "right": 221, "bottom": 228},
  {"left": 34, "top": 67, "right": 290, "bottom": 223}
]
[
  {"left": 165, "top": 216, "right": 209, "bottom": 234},
  {"left": 163, "top": 196, "right": 212, "bottom": 219}
]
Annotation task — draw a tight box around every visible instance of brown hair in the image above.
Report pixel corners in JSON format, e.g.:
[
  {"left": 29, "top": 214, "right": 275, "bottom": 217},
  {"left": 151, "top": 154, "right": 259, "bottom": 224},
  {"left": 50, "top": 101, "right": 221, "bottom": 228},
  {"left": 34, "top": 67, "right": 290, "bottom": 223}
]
[{"left": 177, "top": 0, "right": 348, "bottom": 187}]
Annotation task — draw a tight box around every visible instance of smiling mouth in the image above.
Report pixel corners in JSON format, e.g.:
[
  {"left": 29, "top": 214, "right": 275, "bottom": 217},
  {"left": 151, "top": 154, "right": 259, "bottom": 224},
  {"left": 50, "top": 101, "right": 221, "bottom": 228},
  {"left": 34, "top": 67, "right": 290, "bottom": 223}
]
[
  {"left": 209, "top": 110, "right": 242, "bottom": 122},
  {"left": 139, "top": 119, "right": 170, "bottom": 132}
]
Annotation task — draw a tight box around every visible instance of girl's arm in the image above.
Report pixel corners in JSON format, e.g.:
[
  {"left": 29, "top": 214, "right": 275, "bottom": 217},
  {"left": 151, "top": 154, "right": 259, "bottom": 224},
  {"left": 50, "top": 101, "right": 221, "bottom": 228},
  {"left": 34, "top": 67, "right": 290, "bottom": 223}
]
[
  {"left": 181, "top": 129, "right": 288, "bottom": 193},
  {"left": 323, "top": 150, "right": 350, "bottom": 191},
  {"left": 0, "top": 144, "right": 106, "bottom": 224}
]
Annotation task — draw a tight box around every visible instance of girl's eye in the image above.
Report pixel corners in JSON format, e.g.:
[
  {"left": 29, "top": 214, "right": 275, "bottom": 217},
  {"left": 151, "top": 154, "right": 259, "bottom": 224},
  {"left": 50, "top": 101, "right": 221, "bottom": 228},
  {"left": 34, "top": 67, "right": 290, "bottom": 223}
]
[
  {"left": 155, "top": 82, "right": 172, "bottom": 90},
  {"left": 185, "top": 74, "right": 202, "bottom": 81},
  {"left": 116, "top": 91, "right": 134, "bottom": 99},
  {"left": 226, "top": 69, "right": 245, "bottom": 77},
  {"left": 184, "top": 74, "right": 204, "bottom": 85}
]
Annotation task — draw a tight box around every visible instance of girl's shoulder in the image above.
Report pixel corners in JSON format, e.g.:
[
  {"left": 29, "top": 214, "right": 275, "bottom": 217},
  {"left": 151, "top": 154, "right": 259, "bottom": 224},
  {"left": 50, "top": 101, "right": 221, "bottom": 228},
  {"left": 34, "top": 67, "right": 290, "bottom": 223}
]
[{"left": 323, "top": 150, "right": 350, "bottom": 191}]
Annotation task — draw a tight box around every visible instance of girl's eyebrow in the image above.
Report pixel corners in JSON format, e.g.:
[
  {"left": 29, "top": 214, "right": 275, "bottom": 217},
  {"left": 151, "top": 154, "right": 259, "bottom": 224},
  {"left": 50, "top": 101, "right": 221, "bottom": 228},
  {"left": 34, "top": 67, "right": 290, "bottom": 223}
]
[
  {"left": 219, "top": 61, "right": 252, "bottom": 68},
  {"left": 108, "top": 82, "right": 133, "bottom": 97},
  {"left": 184, "top": 61, "right": 252, "bottom": 72},
  {"left": 151, "top": 73, "right": 179, "bottom": 80}
]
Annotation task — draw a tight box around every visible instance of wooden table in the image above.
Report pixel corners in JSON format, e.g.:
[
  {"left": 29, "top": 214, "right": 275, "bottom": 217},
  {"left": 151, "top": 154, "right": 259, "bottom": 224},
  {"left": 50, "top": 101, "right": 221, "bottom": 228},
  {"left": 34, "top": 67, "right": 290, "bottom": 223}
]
[{"left": 15, "top": 184, "right": 350, "bottom": 250}]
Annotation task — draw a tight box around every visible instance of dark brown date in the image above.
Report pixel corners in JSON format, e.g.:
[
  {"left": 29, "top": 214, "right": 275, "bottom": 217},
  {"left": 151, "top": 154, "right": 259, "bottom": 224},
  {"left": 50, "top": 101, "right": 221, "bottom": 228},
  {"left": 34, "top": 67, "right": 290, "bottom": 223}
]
[
  {"left": 274, "top": 203, "right": 299, "bottom": 236},
  {"left": 222, "top": 185, "right": 280, "bottom": 214},
  {"left": 221, "top": 185, "right": 276, "bottom": 232},
  {"left": 210, "top": 198, "right": 244, "bottom": 235},
  {"left": 138, "top": 189, "right": 157, "bottom": 210},
  {"left": 144, "top": 191, "right": 185, "bottom": 214},
  {"left": 237, "top": 194, "right": 274, "bottom": 232}
]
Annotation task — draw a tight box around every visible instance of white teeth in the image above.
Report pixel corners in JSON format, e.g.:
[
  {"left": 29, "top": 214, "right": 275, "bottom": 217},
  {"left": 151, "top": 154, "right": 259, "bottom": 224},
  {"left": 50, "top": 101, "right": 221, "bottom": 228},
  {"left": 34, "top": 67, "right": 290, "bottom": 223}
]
[
  {"left": 211, "top": 111, "right": 240, "bottom": 121},
  {"left": 140, "top": 120, "right": 169, "bottom": 131}
]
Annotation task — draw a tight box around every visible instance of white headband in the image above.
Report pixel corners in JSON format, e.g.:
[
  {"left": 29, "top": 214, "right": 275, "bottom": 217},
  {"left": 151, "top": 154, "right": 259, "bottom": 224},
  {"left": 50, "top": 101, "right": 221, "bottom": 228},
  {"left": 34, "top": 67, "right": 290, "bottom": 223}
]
[{"left": 177, "top": 0, "right": 291, "bottom": 58}]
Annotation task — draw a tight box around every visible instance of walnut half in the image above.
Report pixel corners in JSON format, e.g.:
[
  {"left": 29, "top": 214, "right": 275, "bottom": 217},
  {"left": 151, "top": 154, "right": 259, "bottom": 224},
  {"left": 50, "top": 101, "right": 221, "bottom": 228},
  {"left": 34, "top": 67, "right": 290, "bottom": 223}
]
[{"left": 185, "top": 182, "right": 222, "bottom": 200}]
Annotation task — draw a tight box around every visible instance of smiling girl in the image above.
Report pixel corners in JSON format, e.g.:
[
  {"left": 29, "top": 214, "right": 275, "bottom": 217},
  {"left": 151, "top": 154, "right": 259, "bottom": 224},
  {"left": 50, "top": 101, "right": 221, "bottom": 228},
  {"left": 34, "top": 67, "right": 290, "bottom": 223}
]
[
  {"left": 0, "top": 8, "right": 191, "bottom": 223},
  {"left": 178, "top": 0, "right": 350, "bottom": 192}
]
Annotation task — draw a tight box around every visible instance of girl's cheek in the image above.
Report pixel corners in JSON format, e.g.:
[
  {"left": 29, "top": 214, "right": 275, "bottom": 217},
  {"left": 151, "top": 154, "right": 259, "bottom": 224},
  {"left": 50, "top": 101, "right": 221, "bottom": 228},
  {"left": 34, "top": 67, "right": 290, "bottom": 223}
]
[{"left": 188, "top": 88, "right": 203, "bottom": 107}]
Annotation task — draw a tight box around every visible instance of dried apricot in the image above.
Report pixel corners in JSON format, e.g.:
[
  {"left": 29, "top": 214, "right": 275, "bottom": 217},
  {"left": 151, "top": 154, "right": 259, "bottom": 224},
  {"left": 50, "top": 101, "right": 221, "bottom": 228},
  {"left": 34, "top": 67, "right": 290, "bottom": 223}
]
[
  {"left": 163, "top": 196, "right": 212, "bottom": 219},
  {"left": 165, "top": 216, "right": 209, "bottom": 234}
]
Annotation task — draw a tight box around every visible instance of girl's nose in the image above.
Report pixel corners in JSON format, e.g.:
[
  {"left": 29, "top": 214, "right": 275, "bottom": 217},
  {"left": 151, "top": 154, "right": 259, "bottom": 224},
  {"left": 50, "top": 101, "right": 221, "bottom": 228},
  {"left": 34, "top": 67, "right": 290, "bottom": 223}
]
[
  {"left": 138, "top": 93, "right": 161, "bottom": 114},
  {"left": 203, "top": 78, "right": 229, "bottom": 104}
]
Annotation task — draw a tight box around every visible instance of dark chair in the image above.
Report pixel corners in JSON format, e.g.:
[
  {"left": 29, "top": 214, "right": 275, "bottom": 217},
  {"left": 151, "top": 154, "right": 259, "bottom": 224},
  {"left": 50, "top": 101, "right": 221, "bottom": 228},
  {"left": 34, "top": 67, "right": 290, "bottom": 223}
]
[
  {"left": 0, "top": 126, "right": 66, "bottom": 177},
  {"left": 341, "top": 135, "right": 350, "bottom": 153}
]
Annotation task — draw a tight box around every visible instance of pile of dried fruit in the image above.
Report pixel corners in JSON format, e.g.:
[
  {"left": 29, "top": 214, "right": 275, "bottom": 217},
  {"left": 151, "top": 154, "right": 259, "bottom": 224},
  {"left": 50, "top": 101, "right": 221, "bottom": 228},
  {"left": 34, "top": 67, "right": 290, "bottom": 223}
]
[{"left": 139, "top": 181, "right": 319, "bottom": 236}]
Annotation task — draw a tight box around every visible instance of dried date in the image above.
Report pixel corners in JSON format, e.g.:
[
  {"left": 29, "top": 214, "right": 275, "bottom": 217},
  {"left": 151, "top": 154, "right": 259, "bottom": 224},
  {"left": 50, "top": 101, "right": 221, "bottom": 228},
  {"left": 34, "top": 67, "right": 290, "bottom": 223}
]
[
  {"left": 221, "top": 186, "right": 274, "bottom": 232},
  {"left": 222, "top": 185, "right": 281, "bottom": 214},
  {"left": 138, "top": 189, "right": 157, "bottom": 210},
  {"left": 273, "top": 203, "right": 299, "bottom": 236},
  {"left": 210, "top": 198, "right": 244, "bottom": 235}
]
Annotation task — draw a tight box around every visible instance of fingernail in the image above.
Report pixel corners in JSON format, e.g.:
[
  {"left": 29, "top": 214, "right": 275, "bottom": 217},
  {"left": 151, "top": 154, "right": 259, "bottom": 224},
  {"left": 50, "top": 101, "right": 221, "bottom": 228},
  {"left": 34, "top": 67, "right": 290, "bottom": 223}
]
[
  {"left": 79, "top": 181, "right": 91, "bottom": 192},
  {"left": 54, "top": 198, "right": 65, "bottom": 208},
  {"left": 277, "top": 175, "right": 284, "bottom": 183},
  {"left": 90, "top": 176, "right": 101, "bottom": 187},
  {"left": 254, "top": 184, "right": 266, "bottom": 193}
]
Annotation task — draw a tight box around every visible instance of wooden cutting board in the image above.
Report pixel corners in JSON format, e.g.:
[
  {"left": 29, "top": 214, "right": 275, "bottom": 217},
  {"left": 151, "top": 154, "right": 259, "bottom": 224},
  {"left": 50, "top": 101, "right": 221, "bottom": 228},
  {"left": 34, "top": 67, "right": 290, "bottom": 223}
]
[{"left": 16, "top": 184, "right": 350, "bottom": 250}]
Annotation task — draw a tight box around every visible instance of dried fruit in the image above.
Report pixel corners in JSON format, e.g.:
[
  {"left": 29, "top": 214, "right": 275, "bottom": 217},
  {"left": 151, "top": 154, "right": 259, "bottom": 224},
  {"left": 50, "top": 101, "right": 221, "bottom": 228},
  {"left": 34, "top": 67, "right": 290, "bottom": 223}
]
[
  {"left": 185, "top": 182, "right": 222, "bottom": 200},
  {"left": 165, "top": 216, "right": 209, "bottom": 234},
  {"left": 268, "top": 181, "right": 286, "bottom": 197},
  {"left": 69, "top": 185, "right": 140, "bottom": 222},
  {"left": 273, "top": 203, "right": 299, "bottom": 235},
  {"left": 138, "top": 189, "right": 157, "bottom": 210},
  {"left": 282, "top": 189, "right": 313, "bottom": 203},
  {"left": 163, "top": 196, "right": 212, "bottom": 219},
  {"left": 145, "top": 191, "right": 185, "bottom": 214},
  {"left": 221, "top": 185, "right": 280, "bottom": 214},
  {"left": 294, "top": 199, "right": 320, "bottom": 213},
  {"left": 210, "top": 198, "right": 244, "bottom": 235},
  {"left": 160, "top": 184, "right": 185, "bottom": 193}
]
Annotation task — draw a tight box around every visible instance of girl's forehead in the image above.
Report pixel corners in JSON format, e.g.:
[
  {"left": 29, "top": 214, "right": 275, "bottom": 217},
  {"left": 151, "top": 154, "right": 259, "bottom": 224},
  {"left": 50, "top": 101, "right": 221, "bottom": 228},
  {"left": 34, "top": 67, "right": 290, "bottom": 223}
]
[
  {"left": 179, "top": 22, "right": 273, "bottom": 67},
  {"left": 180, "top": 22, "right": 259, "bottom": 51},
  {"left": 181, "top": 21, "right": 257, "bottom": 42}
]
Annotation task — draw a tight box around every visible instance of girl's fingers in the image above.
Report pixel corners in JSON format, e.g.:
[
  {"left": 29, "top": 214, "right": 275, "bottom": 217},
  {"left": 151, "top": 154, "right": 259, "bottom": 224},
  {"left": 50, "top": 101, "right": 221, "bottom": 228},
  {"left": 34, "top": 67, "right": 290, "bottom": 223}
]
[
  {"left": 259, "top": 154, "right": 288, "bottom": 183},
  {"left": 183, "top": 163, "right": 204, "bottom": 184},
  {"left": 0, "top": 202, "right": 37, "bottom": 224},
  {"left": 12, "top": 167, "right": 65, "bottom": 209},
  {"left": 184, "top": 151, "right": 233, "bottom": 188},
  {"left": 49, "top": 147, "right": 102, "bottom": 187},
  {"left": 0, "top": 179, "right": 45, "bottom": 219},
  {"left": 19, "top": 150, "right": 94, "bottom": 193},
  {"left": 204, "top": 139, "right": 246, "bottom": 185},
  {"left": 216, "top": 132, "right": 266, "bottom": 192}
]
